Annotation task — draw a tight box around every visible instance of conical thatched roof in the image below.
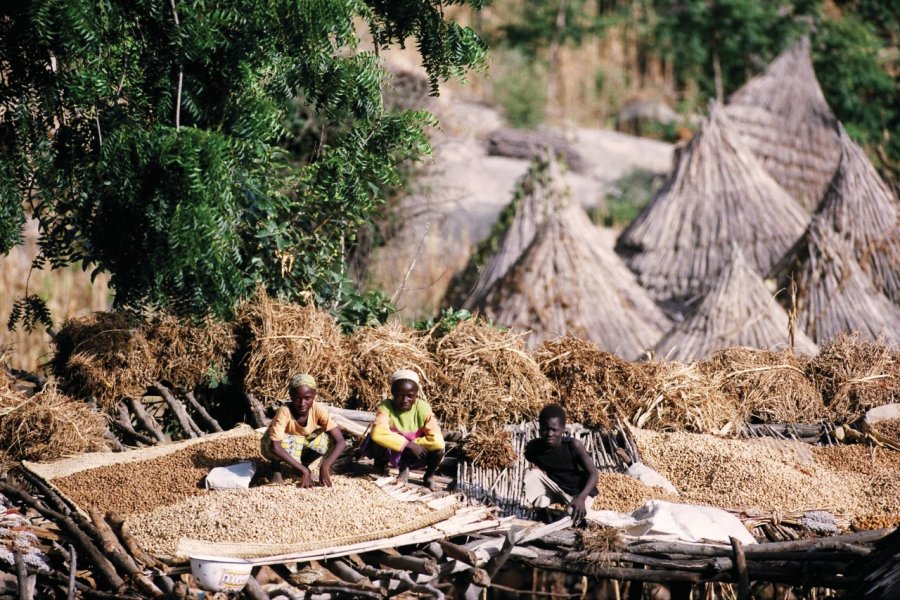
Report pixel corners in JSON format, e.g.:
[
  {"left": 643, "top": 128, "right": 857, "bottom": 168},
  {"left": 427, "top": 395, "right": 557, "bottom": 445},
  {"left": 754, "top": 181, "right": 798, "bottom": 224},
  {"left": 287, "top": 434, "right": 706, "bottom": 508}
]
[
  {"left": 815, "top": 125, "right": 900, "bottom": 305},
  {"left": 448, "top": 153, "right": 567, "bottom": 309},
  {"left": 478, "top": 203, "right": 670, "bottom": 358},
  {"left": 654, "top": 248, "right": 818, "bottom": 361},
  {"left": 616, "top": 103, "right": 808, "bottom": 307},
  {"left": 724, "top": 37, "right": 841, "bottom": 211},
  {"left": 773, "top": 218, "right": 900, "bottom": 344}
]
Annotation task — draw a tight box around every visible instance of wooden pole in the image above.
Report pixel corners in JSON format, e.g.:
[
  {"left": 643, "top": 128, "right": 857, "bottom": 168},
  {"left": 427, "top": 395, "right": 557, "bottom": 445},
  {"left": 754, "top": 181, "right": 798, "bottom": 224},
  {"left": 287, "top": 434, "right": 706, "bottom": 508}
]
[
  {"left": 243, "top": 391, "right": 269, "bottom": 428},
  {"left": 183, "top": 390, "right": 224, "bottom": 432},
  {"left": 67, "top": 545, "right": 76, "bottom": 600},
  {"left": 730, "top": 537, "right": 750, "bottom": 600},
  {"left": 125, "top": 397, "right": 168, "bottom": 442},
  {"left": 88, "top": 507, "right": 164, "bottom": 598},
  {"left": 152, "top": 382, "right": 198, "bottom": 439},
  {"left": 14, "top": 551, "right": 36, "bottom": 600},
  {"left": 438, "top": 539, "right": 479, "bottom": 566}
]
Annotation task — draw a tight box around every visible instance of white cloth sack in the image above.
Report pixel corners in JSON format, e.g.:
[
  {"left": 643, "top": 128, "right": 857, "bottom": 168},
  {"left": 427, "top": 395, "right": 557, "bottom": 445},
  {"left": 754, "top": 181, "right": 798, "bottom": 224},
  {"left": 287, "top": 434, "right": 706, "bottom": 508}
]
[
  {"left": 205, "top": 461, "right": 257, "bottom": 490},
  {"left": 585, "top": 500, "right": 755, "bottom": 546},
  {"left": 625, "top": 462, "right": 679, "bottom": 495}
]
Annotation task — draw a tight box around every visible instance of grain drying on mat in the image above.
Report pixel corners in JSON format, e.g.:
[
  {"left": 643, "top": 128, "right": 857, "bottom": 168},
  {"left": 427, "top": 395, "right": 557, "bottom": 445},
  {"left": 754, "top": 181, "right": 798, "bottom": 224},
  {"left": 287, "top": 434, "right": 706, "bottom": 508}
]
[
  {"left": 429, "top": 319, "right": 552, "bottom": 430},
  {"left": 591, "top": 473, "right": 679, "bottom": 513},
  {"left": 347, "top": 322, "right": 438, "bottom": 410},
  {"left": 634, "top": 428, "right": 900, "bottom": 519},
  {"left": 239, "top": 291, "right": 350, "bottom": 406},
  {"left": 51, "top": 435, "right": 261, "bottom": 516},
  {"left": 128, "top": 477, "right": 435, "bottom": 558}
]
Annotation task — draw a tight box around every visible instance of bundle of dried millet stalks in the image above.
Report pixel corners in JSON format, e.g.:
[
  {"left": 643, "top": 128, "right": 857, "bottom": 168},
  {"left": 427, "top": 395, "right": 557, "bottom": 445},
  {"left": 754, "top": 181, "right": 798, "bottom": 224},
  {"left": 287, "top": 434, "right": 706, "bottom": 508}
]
[{"left": 462, "top": 426, "right": 516, "bottom": 470}]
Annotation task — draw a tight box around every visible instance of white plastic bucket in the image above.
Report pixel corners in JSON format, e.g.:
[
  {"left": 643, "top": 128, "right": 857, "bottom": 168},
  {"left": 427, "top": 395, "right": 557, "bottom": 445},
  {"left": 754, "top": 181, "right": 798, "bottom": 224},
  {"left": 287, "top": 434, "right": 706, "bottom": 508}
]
[{"left": 190, "top": 555, "right": 254, "bottom": 592}]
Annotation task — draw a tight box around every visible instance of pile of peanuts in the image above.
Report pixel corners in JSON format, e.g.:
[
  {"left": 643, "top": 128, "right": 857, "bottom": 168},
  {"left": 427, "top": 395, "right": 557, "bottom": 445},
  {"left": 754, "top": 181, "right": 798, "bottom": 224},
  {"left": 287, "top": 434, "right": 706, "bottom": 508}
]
[
  {"left": 592, "top": 473, "right": 679, "bottom": 513},
  {"left": 52, "top": 435, "right": 262, "bottom": 515},
  {"left": 127, "top": 477, "right": 434, "bottom": 557}
]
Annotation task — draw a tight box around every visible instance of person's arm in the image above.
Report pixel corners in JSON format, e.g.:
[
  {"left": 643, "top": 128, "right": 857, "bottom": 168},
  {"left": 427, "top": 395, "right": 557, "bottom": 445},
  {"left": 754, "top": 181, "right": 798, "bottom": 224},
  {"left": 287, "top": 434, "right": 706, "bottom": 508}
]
[
  {"left": 568, "top": 440, "right": 599, "bottom": 524},
  {"left": 318, "top": 427, "right": 346, "bottom": 487},
  {"left": 413, "top": 412, "right": 445, "bottom": 451},
  {"left": 370, "top": 408, "right": 409, "bottom": 451},
  {"left": 266, "top": 409, "right": 313, "bottom": 486}
]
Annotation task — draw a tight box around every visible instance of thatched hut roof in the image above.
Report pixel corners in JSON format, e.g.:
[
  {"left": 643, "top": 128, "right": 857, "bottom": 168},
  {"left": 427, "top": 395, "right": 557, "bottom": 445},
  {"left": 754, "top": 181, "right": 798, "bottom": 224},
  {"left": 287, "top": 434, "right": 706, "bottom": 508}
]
[
  {"left": 773, "top": 218, "right": 900, "bottom": 344},
  {"left": 449, "top": 153, "right": 566, "bottom": 309},
  {"left": 724, "top": 37, "right": 841, "bottom": 211},
  {"left": 815, "top": 125, "right": 900, "bottom": 305},
  {"left": 478, "top": 203, "right": 670, "bottom": 358},
  {"left": 616, "top": 103, "right": 808, "bottom": 307},
  {"left": 654, "top": 247, "right": 818, "bottom": 361}
]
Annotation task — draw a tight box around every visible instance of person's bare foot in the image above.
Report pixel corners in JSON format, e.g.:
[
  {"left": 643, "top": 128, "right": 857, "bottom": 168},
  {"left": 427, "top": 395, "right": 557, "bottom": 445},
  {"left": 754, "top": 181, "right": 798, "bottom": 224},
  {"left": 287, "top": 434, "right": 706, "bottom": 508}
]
[
  {"left": 422, "top": 474, "right": 439, "bottom": 492},
  {"left": 396, "top": 467, "right": 409, "bottom": 484},
  {"left": 271, "top": 471, "right": 284, "bottom": 484}
]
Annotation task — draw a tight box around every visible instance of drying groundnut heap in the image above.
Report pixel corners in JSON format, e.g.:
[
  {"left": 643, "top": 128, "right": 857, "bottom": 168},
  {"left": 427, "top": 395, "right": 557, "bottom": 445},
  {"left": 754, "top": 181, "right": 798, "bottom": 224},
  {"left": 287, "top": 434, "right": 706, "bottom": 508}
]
[
  {"left": 51, "top": 435, "right": 261, "bottom": 516},
  {"left": 128, "top": 477, "right": 436, "bottom": 558},
  {"left": 591, "top": 473, "right": 680, "bottom": 513},
  {"left": 634, "top": 428, "right": 900, "bottom": 520}
]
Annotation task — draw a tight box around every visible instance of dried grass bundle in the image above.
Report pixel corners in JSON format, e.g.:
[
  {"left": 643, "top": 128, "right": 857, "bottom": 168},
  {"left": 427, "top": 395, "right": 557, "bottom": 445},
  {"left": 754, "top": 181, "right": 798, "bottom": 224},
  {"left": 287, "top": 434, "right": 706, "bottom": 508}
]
[
  {"left": 578, "top": 523, "right": 623, "bottom": 556},
  {"left": 629, "top": 361, "right": 738, "bottom": 435},
  {"left": 809, "top": 333, "right": 900, "bottom": 422},
  {"left": 0, "top": 383, "right": 108, "bottom": 462},
  {"left": 347, "top": 322, "right": 438, "bottom": 410},
  {"left": 430, "top": 319, "right": 553, "bottom": 430},
  {"left": 239, "top": 292, "right": 350, "bottom": 406},
  {"left": 462, "top": 426, "right": 517, "bottom": 470},
  {"left": 147, "top": 313, "right": 237, "bottom": 391},
  {"left": 53, "top": 312, "right": 157, "bottom": 412},
  {"left": 536, "top": 338, "right": 650, "bottom": 428},
  {"left": 700, "top": 348, "right": 826, "bottom": 425}
]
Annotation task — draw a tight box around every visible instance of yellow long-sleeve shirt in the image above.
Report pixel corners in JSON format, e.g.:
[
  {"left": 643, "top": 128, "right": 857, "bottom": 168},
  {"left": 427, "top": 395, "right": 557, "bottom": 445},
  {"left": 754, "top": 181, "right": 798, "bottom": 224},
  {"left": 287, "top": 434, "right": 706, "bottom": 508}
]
[{"left": 370, "top": 398, "right": 445, "bottom": 452}]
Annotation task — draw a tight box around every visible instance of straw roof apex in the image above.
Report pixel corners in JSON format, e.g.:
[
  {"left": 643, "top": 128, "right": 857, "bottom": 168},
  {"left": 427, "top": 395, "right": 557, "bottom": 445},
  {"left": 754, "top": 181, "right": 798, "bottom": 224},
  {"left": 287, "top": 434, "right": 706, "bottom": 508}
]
[
  {"left": 616, "top": 102, "right": 808, "bottom": 306},
  {"left": 724, "top": 36, "right": 841, "bottom": 211},
  {"left": 480, "top": 204, "right": 669, "bottom": 359},
  {"left": 773, "top": 218, "right": 900, "bottom": 345},
  {"left": 654, "top": 246, "right": 817, "bottom": 362},
  {"left": 452, "top": 151, "right": 568, "bottom": 310},
  {"left": 814, "top": 124, "right": 900, "bottom": 305}
]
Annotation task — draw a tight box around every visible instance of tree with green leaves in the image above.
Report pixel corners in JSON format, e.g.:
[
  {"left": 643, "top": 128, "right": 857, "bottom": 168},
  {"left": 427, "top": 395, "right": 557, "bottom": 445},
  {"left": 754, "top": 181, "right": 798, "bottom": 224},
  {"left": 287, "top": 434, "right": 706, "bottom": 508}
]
[{"left": 0, "top": 0, "right": 486, "bottom": 329}]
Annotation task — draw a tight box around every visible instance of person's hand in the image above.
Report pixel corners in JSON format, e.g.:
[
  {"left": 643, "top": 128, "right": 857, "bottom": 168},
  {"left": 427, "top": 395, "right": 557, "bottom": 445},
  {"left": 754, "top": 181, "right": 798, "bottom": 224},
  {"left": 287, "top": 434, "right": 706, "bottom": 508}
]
[
  {"left": 319, "top": 465, "right": 333, "bottom": 487},
  {"left": 406, "top": 443, "right": 426, "bottom": 460},
  {"left": 297, "top": 465, "right": 313, "bottom": 488},
  {"left": 568, "top": 496, "right": 587, "bottom": 525}
]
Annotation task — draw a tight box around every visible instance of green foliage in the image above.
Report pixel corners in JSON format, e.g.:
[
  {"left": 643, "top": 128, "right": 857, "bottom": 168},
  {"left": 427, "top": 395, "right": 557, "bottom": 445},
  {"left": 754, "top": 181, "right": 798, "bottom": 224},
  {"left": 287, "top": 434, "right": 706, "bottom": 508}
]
[
  {"left": 6, "top": 295, "right": 53, "bottom": 332},
  {"left": 0, "top": 0, "right": 486, "bottom": 328},
  {"left": 491, "top": 50, "right": 548, "bottom": 128},
  {"left": 592, "top": 169, "right": 666, "bottom": 228},
  {"left": 813, "top": 15, "right": 898, "bottom": 173},
  {"left": 495, "top": 0, "right": 607, "bottom": 56},
  {"left": 413, "top": 307, "right": 473, "bottom": 337}
]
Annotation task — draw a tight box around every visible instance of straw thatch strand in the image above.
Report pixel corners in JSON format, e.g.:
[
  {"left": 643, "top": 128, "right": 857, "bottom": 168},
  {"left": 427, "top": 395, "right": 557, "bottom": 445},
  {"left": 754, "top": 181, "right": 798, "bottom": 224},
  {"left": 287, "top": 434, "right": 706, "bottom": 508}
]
[
  {"left": 815, "top": 125, "right": 900, "bottom": 305},
  {"left": 724, "top": 37, "right": 841, "bottom": 211},
  {"left": 147, "top": 312, "right": 237, "bottom": 391},
  {"left": 699, "top": 348, "right": 825, "bottom": 425},
  {"left": 239, "top": 291, "right": 351, "bottom": 407},
  {"left": 53, "top": 312, "right": 158, "bottom": 412},
  {"left": 616, "top": 103, "right": 808, "bottom": 305},
  {"left": 809, "top": 333, "right": 900, "bottom": 421},
  {"left": 0, "top": 382, "right": 108, "bottom": 462},
  {"left": 773, "top": 218, "right": 900, "bottom": 345},
  {"left": 536, "top": 338, "right": 651, "bottom": 429},
  {"left": 347, "top": 321, "right": 438, "bottom": 410},
  {"left": 449, "top": 153, "right": 567, "bottom": 309},
  {"left": 654, "top": 247, "right": 817, "bottom": 362},
  {"left": 429, "top": 319, "right": 552, "bottom": 430},
  {"left": 479, "top": 204, "right": 669, "bottom": 357}
]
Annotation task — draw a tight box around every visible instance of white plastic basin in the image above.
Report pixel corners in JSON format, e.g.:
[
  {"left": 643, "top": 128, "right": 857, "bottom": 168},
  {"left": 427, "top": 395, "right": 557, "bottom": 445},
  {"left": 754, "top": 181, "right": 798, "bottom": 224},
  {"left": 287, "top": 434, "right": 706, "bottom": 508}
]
[{"left": 190, "top": 555, "right": 254, "bottom": 592}]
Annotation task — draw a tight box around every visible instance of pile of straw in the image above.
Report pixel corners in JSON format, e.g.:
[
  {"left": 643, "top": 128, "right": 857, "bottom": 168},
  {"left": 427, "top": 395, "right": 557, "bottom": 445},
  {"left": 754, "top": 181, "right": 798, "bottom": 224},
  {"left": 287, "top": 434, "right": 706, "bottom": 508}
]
[
  {"left": 809, "top": 334, "right": 900, "bottom": 421},
  {"left": 462, "top": 426, "right": 517, "bottom": 470},
  {"left": 0, "top": 383, "right": 107, "bottom": 462},
  {"left": 347, "top": 322, "right": 438, "bottom": 410},
  {"left": 147, "top": 313, "right": 237, "bottom": 391},
  {"left": 536, "top": 338, "right": 650, "bottom": 429},
  {"left": 578, "top": 523, "right": 623, "bottom": 555},
  {"left": 629, "top": 361, "right": 737, "bottom": 435},
  {"left": 430, "top": 319, "right": 552, "bottom": 430},
  {"left": 53, "top": 312, "right": 157, "bottom": 412},
  {"left": 239, "top": 292, "right": 351, "bottom": 406},
  {"left": 700, "top": 348, "right": 825, "bottom": 425}
]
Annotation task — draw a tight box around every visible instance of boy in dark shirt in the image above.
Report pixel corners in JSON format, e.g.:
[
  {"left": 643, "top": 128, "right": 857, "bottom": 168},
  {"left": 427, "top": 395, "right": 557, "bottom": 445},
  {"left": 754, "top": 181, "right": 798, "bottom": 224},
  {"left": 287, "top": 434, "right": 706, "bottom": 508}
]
[{"left": 524, "top": 403, "right": 599, "bottom": 524}]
